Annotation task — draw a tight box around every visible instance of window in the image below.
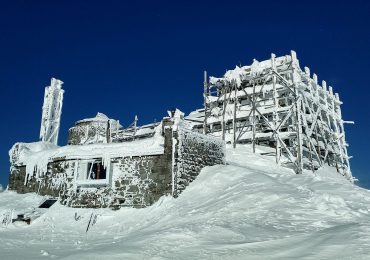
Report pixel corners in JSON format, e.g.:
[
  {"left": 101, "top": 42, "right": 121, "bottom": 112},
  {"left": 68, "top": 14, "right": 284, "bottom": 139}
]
[
  {"left": 76, "top": 159, "right": 111, "bottom": 186},
  {"left": 87, "top": 161, "right": 106, "bottom": 180}
]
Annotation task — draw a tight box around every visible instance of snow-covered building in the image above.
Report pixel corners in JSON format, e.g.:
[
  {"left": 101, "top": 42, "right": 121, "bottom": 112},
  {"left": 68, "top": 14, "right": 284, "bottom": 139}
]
[
  {"left": 68, "top": 112, "right": 122, "bottom": 145},
  {"left": 187, "top": 51, "right": 353, "bottom": 181},
  {"left": 7, "top": 50, "right": 354, "bottom": 209},
  {"left": 8, "top": 81, "right": 224, "bottom": 208}
]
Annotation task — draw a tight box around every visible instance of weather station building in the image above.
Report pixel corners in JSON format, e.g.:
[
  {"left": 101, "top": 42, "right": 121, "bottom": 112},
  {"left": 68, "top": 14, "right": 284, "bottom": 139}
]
[
  {"left": 8, "top": 51, "right": 354, "bottom": 210},
  {"left": 8, "top": 79, "right": 225, "bottom": 208}
]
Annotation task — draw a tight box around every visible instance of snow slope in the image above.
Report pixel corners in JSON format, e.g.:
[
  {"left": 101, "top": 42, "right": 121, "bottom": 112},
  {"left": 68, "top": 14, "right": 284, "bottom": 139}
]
[{"left": 1, "top": 145, "right": 370, "bottom": 259}]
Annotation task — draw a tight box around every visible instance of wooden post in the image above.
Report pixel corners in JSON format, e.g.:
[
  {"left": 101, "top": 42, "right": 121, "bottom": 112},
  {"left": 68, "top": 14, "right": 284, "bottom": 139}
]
[
  {"left": 106, "top": 120, "right": 111, "bottom": 143},
  {"left": 335, "top": 92, "right": 352, "bottom": 178},
  {"left": 134, "top": 115, "right": 138, "bottom": 137},
  {"left": 330, "top": 91, "right": 345, "bottom": 175},
  {"left": 252, "top": 81, "right": 256, "bottom": 153},
  {"left": 116, "top": 120, "right": 120, "bottom": 140},
  {"left": 308, "top": 141, "right": 314, "bottom": 173},
  {"left": 291, "top": 50, "right": 303, "bottom": 174},
  {"left": 203, "top": 71, "right": 208, "bottom": 135},
  {"left": 233, "top": 82, "right": 237, "bottom": 148},
  {"left": 313, "top": 74, "right": 322, "bottom": 164},
  {"left": 221, "top": 87, "right": 226, "bottom": 141},
  {"left": 271, "top": 53, "right": 280, "bottom": 165},
  {"left": 322, "top": 80, "right": 333, "bottom": 166}
]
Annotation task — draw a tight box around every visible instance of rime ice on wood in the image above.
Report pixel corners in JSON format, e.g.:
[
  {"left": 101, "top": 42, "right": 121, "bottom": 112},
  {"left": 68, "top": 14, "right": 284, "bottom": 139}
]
[
  {"left": 188, "top": 51, "right": 353, "bottom": 181},
  {"left": 39, "top": 78, "right": 64, "bottom": 145}
]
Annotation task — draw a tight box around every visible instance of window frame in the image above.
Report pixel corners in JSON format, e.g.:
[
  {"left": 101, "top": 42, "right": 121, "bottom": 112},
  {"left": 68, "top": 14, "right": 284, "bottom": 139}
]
[{"left": 75, "top": 158, "right": 111, "bottom": 186}]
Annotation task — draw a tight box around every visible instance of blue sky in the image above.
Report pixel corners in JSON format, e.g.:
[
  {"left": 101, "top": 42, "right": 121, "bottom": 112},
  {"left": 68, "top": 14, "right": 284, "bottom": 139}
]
[{"left": 0, "top": 0, "right": 369, "bottom": 188}]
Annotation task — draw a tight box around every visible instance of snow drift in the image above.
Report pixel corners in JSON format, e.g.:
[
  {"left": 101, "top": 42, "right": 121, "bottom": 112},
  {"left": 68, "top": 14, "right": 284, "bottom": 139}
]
[{"left": 0, "top": 145, "right": 369, "bottom": 259}]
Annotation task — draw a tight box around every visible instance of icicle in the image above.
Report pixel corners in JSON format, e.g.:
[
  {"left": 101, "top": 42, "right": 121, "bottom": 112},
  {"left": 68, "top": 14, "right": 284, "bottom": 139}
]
[{"left": 102, "top": 154, "right": 111, "bottom": 170}]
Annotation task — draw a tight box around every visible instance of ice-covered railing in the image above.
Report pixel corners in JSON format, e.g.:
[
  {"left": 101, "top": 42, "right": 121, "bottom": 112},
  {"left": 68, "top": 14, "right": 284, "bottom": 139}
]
[{"left": 113, "top": 122, "right": 159, "bottom": 142}]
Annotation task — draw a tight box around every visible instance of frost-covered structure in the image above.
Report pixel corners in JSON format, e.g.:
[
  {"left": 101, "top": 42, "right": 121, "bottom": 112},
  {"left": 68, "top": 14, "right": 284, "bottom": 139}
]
[
  {"left": 9, "top": 82, "right": 224, "bottom": 208},
  {"left": 187, "top": 51, "right": 353, "bottom": 181},
  {"left": 8, "top": 51, "right": 354, "bottom": 208},
  {"left": 68, "top": 112, "right": 122, "bottom": 145},
  {"left": 40, "top": 78, "right": 64, "bottom": 145}
]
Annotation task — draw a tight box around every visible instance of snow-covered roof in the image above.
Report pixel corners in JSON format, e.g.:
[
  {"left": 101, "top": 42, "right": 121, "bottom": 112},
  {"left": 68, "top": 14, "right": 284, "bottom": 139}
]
[
  {"left": 76, "top": 112, "right": 122, "bottom": 128},
  {"left": 10, "top": 127, "right": 165, "bottom": 183}
]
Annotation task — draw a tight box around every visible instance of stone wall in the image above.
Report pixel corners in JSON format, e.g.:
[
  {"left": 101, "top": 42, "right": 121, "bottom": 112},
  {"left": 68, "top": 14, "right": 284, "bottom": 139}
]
[
  {"left": 172, "top": 126, "right": 225, "bottom": 197},
  {"left": 8, "top": 119, "right": 224, "bottom": 209},
  {"left": 9, "top": 160, "right": 75, "bottom": 197},
  {"left": 68, "top": 121, "right": 108, "bottom": 145},
  {"left": 10, "top": 154, "right": 171, "bottom": 209}
]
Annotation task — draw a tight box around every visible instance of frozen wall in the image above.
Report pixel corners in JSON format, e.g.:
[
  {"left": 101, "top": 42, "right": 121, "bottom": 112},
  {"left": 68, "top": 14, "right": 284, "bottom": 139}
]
[
  {"left": 9, "top": 119, "right": 224, "bottom": 208},
  {"left": 68, "top": 113, "right": 121, "bottom": 145},
  {"left": 172, "top": 126, "right": 225, "bottom": 197},
  {"left": 9, "top": 160, "right": 75, "bottom": 197}
]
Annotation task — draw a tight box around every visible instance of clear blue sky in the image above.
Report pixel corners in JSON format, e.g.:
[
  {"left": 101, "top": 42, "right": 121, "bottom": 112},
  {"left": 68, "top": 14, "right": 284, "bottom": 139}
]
[{"left": 0, "top": 0, "right": 369, "bottom": 189}]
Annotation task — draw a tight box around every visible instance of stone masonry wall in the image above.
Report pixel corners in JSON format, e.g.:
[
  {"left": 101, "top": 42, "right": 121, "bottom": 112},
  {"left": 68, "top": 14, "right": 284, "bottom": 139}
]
[
  {"left": 172, "top": 126, "right": 225, "bottom": 197},
  {"left": 9, "top": 160, "right": 76, "bottom": 197},
  {"left": 9, "top": 119, "right": 224, "bottom": 208},
  {"left": 9, "top": 125, "right": 174, "bottom": 209},
  {"left": 9, "top": 154, "right": 171, "bottom": 209},
  {"left": 68, "top": 121, "right": 107, "bottom": 145}
]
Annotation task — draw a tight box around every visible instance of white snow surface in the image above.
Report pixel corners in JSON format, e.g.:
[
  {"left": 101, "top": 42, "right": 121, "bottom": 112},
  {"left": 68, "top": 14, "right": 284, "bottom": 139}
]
[{"left": 1, "top": 145, "right": 370, "bottom": 259}]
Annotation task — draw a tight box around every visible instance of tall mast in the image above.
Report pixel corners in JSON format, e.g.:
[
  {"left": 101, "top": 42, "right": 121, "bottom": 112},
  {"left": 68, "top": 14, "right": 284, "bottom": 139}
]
[
  {"left": 39, "top": 78, "right": 64, "bottom": 145},
  {"left": 203, "top": 71, "right": 208, "bottom": 135}
]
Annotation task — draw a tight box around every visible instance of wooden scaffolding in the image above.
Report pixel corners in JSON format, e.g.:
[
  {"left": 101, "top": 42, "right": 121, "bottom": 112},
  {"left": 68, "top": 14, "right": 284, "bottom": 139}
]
[{"left": 198, "top": 51, "right": 353, "bottom": 180}]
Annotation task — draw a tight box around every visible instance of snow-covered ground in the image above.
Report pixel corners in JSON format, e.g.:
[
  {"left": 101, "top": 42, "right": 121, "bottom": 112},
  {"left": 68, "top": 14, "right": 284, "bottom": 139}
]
[{"left": 1, "top": 145, "right": 370, "bottom": 259}]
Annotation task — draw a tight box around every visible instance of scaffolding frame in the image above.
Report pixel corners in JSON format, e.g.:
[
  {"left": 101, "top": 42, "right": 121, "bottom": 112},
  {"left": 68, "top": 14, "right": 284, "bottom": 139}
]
[{"left": 202, "top": 51, "right": 353, "bottom": 180}]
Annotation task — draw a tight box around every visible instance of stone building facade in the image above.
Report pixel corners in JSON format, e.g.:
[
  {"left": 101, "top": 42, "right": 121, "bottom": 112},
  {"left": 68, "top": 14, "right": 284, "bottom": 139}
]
[{"left": 9, "top": 116, "right": 225, "bottom": 208}]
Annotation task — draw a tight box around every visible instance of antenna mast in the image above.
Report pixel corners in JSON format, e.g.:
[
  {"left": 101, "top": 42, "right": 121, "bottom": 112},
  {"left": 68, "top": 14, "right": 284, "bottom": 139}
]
[{"left": 39, "top": 78, "right": 64, "bottom": 145}]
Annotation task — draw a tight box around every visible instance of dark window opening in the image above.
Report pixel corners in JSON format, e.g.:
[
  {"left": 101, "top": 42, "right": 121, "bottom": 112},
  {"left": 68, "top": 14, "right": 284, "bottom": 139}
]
[{"left": 87, "top": 161, "right": 106, "bottom": 180}]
